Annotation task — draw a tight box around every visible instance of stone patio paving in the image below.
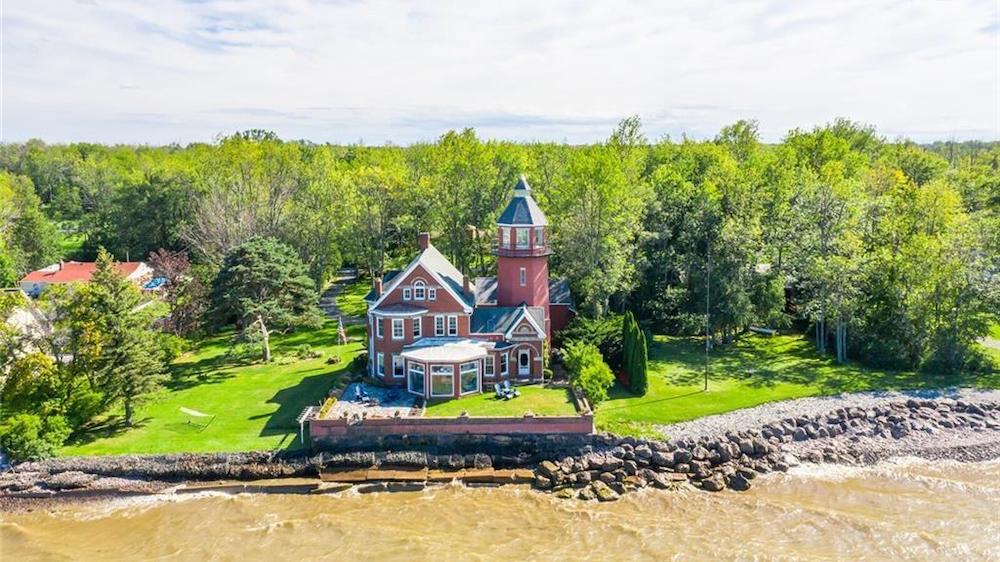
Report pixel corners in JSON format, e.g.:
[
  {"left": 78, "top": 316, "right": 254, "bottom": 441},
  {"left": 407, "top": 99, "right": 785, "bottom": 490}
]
[{"left": 327, "top": 383, "right": 422, "bottom": 419}]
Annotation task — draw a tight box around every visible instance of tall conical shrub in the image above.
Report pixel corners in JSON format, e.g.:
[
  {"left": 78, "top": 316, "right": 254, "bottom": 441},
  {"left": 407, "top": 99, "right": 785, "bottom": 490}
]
[
  {"left": 634, "top": 326, "right": 648, "bottom": 395},
  {"left": 622, "top": 311, "right": 634, "bottom": 384}
]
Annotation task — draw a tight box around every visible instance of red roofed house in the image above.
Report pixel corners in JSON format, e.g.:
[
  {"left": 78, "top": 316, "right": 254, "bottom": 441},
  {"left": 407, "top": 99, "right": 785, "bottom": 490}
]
[
  {"left": 365, "top": 176, "right": 575, "bottom": 400},
  {"left": 19, "top": 261, "right": 154, "bottom": 297}
]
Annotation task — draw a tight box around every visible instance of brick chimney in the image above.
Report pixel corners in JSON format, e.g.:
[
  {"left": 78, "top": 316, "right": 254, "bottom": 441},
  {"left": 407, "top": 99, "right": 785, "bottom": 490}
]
[
  {"left": 463, "top": 275, "right": 471, "bottom": 296},
  {"left": 373, "top": 277, "right": 383, "bottom": 298},
  {"left": 417, "top": 232, "right": 431, "bottom": 250}
]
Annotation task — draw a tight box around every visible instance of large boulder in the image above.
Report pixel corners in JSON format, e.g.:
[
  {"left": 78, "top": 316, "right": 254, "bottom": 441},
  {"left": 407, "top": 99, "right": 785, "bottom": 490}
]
[
  {"left": 537, "top": 460, "right": 559, "bottom": 478},
  {"left": 590, "top": 480, "right": 620, "bottom": 502},
  {"left": 700, "top": 474, "right": 725, "bottom": 492},
  {"left": 727, "top": 473, "right": 752, "bottom": 491},
  {"left": 673, "top": 449, "right": 693, "bottom": 465}
]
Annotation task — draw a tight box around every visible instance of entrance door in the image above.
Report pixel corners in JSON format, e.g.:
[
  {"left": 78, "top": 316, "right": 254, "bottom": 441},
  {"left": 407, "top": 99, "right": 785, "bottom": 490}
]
[{"left": 518, "top": 349, "right": 530, "bottom": 377}]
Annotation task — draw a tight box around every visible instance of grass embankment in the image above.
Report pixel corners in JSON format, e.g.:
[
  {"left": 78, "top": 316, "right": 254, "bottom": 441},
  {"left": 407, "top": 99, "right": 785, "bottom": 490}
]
[
  {"left": 597, "top": 332, "right": 1000, "bottom": 437},
  {"left": 62, "top": 323, "right": 365, "bottom": 456},
  {"left": 424, "top": 385, "right": 577, "bottom": 417},
  {"left": 334, "top": 278, "right": 370, "bottom": 318}
]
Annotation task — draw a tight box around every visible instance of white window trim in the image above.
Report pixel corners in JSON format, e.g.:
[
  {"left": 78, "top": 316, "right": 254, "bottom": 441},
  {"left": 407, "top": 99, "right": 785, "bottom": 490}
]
[
  {"left": 377, "top": 353, "right": 385, "bottom": 376},
  {"left": 519, "top": 267, "right": 526, "bottom": 287},
  {"left": 407, "top": 362, "right": 425, "bottom": 395},
  {"left": 375, "top": 318, "right": 383, "bottom": 339},
  {"left": 460, "top": 361, "right": 479, "bottom": 394},
  {"left": 500, "top": 352, "right": 508, "bottom": 375},
  {"left": 447, "top": 315, "right": 458, "bottom": 336},
  {"left": 414, "top": 280, "right": 426, "bottom": 300},
  {"left": 516, "top": 228, "right": 529, "bottom": 249},
  {"left": 534, "top": 226, "right": 544, "bottom": 247},
  {"left": 393, "top": 354, "right": 405, "bottom": 377},
  {"left": 428, "top": 287, "right": 436, "bottom": 301},
  {"left": 484, "top": 356, "right": 495, "bottom": 377},
  {"left": 430, "top": 365, "right": 455, "bottom": 397},
  {"left": 501, "top": 227, "right": 511, "bottom": 248},
  {"left": 391, "top": 318, "right": 404, "bottom": 340},
  {"left": 435, "top": 315, "right": 445, "bottom": 336},
  {"left": 402, "top": 287, "right": 411, "bottom": 301},
  {"left": 412, "top": 317, "right": 422, "bottom": 338}
]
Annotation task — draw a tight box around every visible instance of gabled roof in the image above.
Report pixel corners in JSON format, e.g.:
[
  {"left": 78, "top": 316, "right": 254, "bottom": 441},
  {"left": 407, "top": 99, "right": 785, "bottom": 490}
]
[
  {"left": 370, "top": 244, "right": 473, "bottom": 311},
  {"left": 21, "top": 261, "right": 147, "bottom": 284},
  {"left": 364, "top": 270, "right": 401, "bottom": 302},
  {"left": 474, "top": 276, "right": 498, "bottom": 305},
  {"left": 497, "top": 176, "right": 548, "bottom": 226},
  {"left": 471, "top": 305, "right": 545, "bottom": 336}
]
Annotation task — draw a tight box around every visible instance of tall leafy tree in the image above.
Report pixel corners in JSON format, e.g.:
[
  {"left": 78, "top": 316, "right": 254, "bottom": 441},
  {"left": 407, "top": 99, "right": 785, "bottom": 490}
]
[{"left": 210, "top": 237, "right": 323, "bottom": 362}]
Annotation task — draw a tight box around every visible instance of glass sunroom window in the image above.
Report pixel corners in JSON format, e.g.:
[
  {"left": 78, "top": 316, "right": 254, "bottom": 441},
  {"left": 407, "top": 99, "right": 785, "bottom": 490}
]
[
  {"left": 430, "top": 365, "right": 454, "bottom": 397},
  {"left": 408, "top": 363, "right": 425, "bottom": 395},
  {"left": 460, "top": 361, "right": 478, "bottom": 393}
]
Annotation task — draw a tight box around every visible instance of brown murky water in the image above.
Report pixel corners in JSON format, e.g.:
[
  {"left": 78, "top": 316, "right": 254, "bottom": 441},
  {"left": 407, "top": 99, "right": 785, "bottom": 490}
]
[{"left": 3, "top": 459, "right": 999, "bottom": 561}]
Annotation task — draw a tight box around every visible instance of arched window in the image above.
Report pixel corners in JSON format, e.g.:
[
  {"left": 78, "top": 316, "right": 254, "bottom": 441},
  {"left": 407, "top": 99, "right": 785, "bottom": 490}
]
[{"left": 413, "top": 280, "right": 426, "bottom": 300}]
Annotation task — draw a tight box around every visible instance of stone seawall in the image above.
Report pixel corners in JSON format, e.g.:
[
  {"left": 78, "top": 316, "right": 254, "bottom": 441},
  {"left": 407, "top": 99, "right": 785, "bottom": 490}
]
[{"left": 3, "top": 395, "right": 999, "bottom": 507}]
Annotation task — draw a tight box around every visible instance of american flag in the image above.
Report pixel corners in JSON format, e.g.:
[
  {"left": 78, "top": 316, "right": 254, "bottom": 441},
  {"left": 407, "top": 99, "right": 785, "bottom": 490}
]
[{"left": 337, "top": 316, "right": 348, "bottom": 345}]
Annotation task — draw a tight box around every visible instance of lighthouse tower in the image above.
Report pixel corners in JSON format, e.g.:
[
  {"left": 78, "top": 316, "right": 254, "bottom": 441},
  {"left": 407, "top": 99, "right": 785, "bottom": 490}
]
[{"left": 495, "top": 175, "right": 551, "bottom": 335}]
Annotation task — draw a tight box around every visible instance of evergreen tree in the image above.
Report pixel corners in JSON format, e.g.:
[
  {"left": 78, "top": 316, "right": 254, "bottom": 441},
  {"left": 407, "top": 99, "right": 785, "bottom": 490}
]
[
  {"left": 69, "top": 248, "right": 167, "bottom": 426},
  {"left": 210, "top": 237, "right": 323, "bottom": 362}
]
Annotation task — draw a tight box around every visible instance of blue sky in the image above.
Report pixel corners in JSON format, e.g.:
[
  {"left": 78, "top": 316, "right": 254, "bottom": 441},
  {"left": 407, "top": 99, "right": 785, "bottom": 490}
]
[{"left": 2, "top": 0, "right": 998, "bottom": 144}]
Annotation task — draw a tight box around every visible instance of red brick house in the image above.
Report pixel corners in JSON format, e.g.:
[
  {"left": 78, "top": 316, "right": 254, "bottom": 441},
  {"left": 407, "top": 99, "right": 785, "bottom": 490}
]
[{"left": 365, "top": 176, "right": 574, "bottom": 400}]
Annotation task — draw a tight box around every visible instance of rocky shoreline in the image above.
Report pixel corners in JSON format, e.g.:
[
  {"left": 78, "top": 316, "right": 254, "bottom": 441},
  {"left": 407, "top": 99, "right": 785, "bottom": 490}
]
[{"left": 2, "top": 392, "right": 999, "bottom": 509}]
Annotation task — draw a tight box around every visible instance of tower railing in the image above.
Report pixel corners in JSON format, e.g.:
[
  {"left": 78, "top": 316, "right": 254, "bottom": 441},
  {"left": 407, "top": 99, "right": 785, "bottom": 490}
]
[{"left": 494, "top": 245, "right": 552, "bottom": 257}]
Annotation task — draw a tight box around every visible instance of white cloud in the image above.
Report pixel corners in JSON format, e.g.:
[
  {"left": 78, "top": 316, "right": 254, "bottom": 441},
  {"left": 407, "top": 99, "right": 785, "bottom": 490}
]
[{"left": 1, "top": 0, "right": 997, "bottom": 144}]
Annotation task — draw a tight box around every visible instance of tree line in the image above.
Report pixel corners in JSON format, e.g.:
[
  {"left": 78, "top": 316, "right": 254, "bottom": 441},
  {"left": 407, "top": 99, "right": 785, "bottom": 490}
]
[{"left": 0, "top": 118, "right": 997, "bottom": 378}]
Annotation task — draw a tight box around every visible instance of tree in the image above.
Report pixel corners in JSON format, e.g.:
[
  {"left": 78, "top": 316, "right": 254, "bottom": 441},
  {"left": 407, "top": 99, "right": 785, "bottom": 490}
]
[
  {"left": 549, "top": 126, "right": 651, "bottom": 316},
  {"left": 210, "top": 237, "right": 323, "bottom": 362},
  {"left": 148, "top": 249, "right": 207, "bottom": 336},
  {"left": 0, "top": 413, "right": 71, "bottom": 461},
  {"left": 67, "top": 248, "right": 168, "bottom": 425},
  {"left": 181, "top": 132, "right": 304, "bottom": 265}
]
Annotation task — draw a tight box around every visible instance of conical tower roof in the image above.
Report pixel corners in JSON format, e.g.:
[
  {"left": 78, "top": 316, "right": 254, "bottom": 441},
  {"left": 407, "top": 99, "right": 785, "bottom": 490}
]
[{"left": 497, "top": 175, "right": 548, "bottom": 226}]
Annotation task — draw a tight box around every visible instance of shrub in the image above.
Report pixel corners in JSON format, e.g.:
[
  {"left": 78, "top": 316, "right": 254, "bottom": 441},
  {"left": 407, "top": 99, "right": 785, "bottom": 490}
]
[
  {"left": 157, "top": 332, "right": 191, "bottom": 362},
  {"left": 558, "top": 314, "right": 624, "bottom": 370},
  {"left": 577, "top": 361, "right": 615, "bottom": 406},
  {"left": 0, "top": 414, "right": 71, "bottom": 462},
  {"left": 622, "top": 311, "right": 648, "bottom": 395},
  {"left": 563, "top": 340, "right": 615, "bottom": 406},
  {"left": 295, "top": 344, "right": 322, "bottom": 360}
]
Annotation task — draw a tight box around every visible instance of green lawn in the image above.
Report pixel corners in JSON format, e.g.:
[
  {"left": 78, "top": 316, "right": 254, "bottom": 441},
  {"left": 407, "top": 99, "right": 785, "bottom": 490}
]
[
  {"left": 597, "top": 332, "right": 1000, "bottom": 437},
  {"left": 424, "top": 385, "right": 577, "bottom": 417},
  {"left": 61, "top": 323, "right": 365, "bottom": 456},
  {"left": 335, "top": 278, "right": 370, "bottom": 318}
]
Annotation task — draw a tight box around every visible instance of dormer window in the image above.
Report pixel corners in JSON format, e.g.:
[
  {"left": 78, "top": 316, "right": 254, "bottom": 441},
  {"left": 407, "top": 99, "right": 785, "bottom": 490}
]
[
  {"left": 516, "top": 229, "right": 529, "bottom": 249},
  {"left": 402, "top": 288, "right": 411, "bottom": 301},
  {"left": 414, "top": 280, "right": 426, "bottom": 300}
]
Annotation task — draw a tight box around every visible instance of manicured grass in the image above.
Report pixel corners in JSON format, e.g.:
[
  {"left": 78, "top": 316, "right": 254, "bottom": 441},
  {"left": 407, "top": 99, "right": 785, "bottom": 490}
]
[
  {"left": 61, "top": 323, "right": 365, "bottom": 456},
  {"left": 335, "top": 279, "right": 370, "bottom": 318},
  {"left": 424, "top": 384, "right": 577, "bottom": 417},
  {"left": 596, "top": 332, "right": 1000, "bottom": 437},
  {"left": 989, "top": 322, "right": 1000, "bottom": 341}
]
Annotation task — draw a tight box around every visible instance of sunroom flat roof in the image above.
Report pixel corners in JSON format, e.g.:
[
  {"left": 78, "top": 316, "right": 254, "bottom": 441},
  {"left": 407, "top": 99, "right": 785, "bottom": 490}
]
[{"left": 401, "top": 338, "right": 492, "bottom": 363}]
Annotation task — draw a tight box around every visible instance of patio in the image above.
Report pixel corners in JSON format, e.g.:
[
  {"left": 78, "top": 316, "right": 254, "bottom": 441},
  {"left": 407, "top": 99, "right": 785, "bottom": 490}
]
[{"left": 327, "top": 383, "right": 422, "bottom": 419}]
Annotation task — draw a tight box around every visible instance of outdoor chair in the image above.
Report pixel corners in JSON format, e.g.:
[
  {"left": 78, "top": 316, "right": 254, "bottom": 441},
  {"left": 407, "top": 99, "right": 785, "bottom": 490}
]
[{"left": 502, "top": 380, "right": 520, "bottom": 398}]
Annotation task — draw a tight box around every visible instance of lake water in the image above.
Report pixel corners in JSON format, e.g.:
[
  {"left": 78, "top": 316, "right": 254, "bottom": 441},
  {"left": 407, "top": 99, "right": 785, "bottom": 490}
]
[{"left": 3, "top": 458, "right": 999, "bottom": 561}]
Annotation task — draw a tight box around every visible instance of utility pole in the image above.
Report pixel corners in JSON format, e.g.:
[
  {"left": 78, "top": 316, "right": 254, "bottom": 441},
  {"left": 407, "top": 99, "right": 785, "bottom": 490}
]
[{"left": 704, "top": 237, "right": 710, "bottom": 392}]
